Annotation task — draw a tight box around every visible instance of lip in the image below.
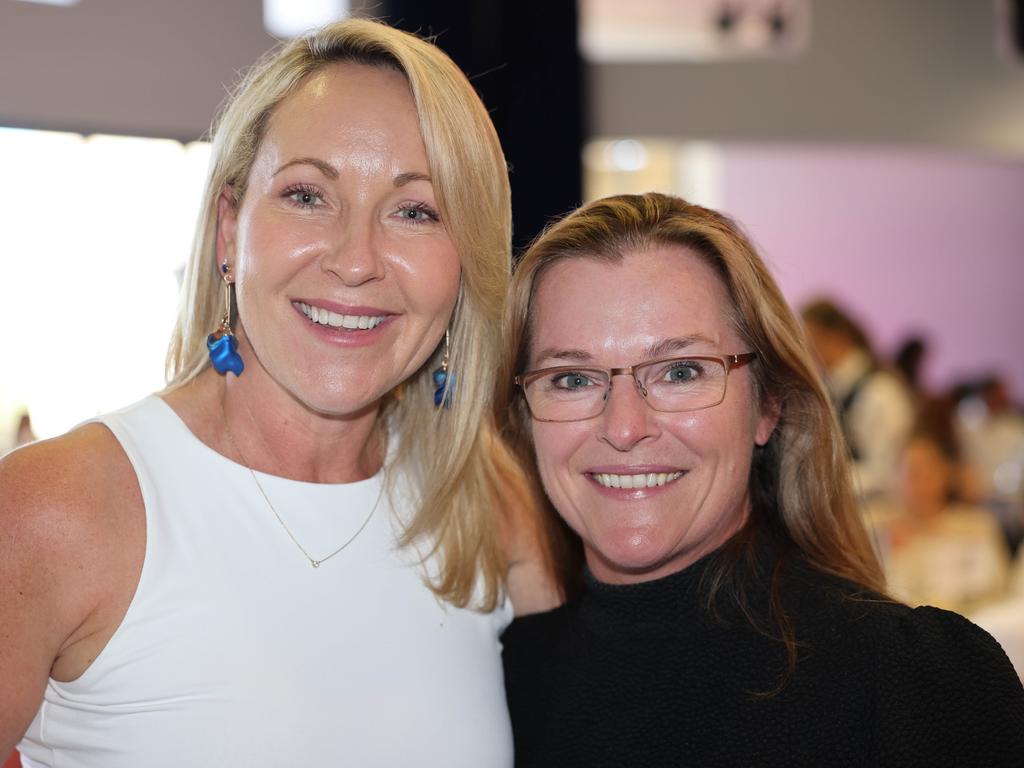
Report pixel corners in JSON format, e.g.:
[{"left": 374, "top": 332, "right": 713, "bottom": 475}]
[{"left": 291, "top": 299, "right": 397, "bottom": 347}]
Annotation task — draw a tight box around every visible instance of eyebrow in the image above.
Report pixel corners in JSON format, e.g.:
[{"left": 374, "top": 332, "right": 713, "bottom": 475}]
[
  {"left": 273, "top": 157, "right": 339, "bottom": 179},
  {"left": 272, "top": 159, "right": 431, "bottom": 188},
  {"left": 530, "top": 348, "right": 594, "bottom": 366},
  {"left": 530, "top": 336, "right": 717, "bottom": 369},
  {"left": 645, "top": 335, "right": 717, "bottom": 359},
  {"left": 394, "top": 171, "right": 432, "bottom": 187}
]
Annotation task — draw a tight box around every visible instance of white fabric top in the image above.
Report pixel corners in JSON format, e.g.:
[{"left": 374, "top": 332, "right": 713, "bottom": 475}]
[{"left": 18, "top": 396, "right": 513, "bottom": 768}]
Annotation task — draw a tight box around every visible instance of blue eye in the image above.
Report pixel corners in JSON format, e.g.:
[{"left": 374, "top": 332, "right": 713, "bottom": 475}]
[
  {"left": 662, "top": 362, "right": 702, "bottom": 383},
  {"left": 552, "top": 372, "right": 597, "bottom": 391},
  {"left": 396, "top": 202, "right": 440, "bottom": 223},
  {"left": 284, "top": 186, "right": 323, "bottom": 208}
]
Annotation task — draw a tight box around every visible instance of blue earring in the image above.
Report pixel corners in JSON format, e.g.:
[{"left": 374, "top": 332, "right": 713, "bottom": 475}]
[
  {"left": 433, "top": 329, "right": 454, "bottom": 409},
  {"left": 207, "top": 262, "right": 245, "bottom": 376}
]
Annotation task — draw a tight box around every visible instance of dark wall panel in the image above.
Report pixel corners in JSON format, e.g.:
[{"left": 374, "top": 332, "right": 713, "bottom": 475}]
[{"left": 381, "top": 1, "right": 584, "bottom": 253}]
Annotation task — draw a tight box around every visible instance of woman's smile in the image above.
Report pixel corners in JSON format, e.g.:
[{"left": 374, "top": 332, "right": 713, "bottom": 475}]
[
  {"left": 528, "top": 246, "right": 775, "bottom": 584},
  {"left": 586, "top": 468, "right": 686, "bottom": 493},
  {"left": 218, "top": 61, "right": 461, "bottom": 416}
]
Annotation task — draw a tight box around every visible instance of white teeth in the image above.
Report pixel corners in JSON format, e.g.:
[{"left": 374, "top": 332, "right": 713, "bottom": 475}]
[
  {"left": 299, "top": 302, "right": 385, "bottom": 330},
  {"left": 592, "top": 472, "right": 683, "bottom": 489}
]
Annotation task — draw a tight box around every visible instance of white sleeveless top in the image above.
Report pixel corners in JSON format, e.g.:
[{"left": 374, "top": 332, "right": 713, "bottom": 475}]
[{"left": 18, "top": 396, "right": 513, "bottom": 768}]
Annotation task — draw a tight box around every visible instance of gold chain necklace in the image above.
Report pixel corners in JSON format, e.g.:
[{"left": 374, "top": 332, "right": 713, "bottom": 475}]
[{"left": 222, "top": 402, "right": 383, "bottom": 569}]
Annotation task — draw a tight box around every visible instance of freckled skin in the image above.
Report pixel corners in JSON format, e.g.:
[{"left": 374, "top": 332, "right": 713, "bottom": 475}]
[{"left": 528, "top": 247, "right": 777, "bottom": 585}]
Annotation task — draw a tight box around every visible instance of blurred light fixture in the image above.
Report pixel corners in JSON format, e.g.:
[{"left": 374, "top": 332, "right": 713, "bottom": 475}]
[
  {"left": 580, "top": 0, "right": 809, "bottom": 62},
  {"left": 716, "top": 4, "right": 737, "bottom": 34},
  {"left": 766, "top": 6, "right": 787, "bottom": 38},
  {"left": 14, "top": 0, "right": 79, "bottom": 5},
  {"left": 714, "top": 1, "right": 792, "bottom": 49},
  {"left": 263, "top": 0, "right": 349, "bottom": 39},
  {"left": 607, "top": 139, "right": 648, "bottom": 172}
]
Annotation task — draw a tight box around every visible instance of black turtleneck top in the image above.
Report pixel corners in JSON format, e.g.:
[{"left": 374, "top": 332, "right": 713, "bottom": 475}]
[{"left": 501, "top": 552, "right": 1024, "bottom": 767}]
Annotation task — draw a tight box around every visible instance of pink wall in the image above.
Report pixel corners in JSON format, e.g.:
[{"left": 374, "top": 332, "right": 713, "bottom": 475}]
[{"left": 720, "top": 145, "right": 1024, "bottom": 401}]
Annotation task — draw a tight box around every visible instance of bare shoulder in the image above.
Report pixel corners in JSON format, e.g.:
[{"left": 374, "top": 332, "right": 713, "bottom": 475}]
[
  {"left": 1, "top": 422, "right": 144, "bottom": 623},
  {"left": 0, "top": 423, "right": 143, "bottom": 749},
  {"left": 0, "top": 422, "right": 141, "bottom": 539},
  {"left": 0, "top": 423, "right": 144, "bottom": 632}
]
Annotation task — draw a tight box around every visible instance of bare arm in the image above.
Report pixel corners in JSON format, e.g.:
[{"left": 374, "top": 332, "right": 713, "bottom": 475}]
[
  {"left": 0, "top": 425, "right": 143, "bottom": 753},
  {"left": 506, "top": 553, "right": 562, "bottom": 617},
  {"left": 498, "top": 483, "right": 563, "bottom": 616}
]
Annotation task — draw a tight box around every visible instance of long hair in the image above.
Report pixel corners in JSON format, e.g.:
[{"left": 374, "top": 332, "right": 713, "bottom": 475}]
[
  {"left": 497, "top": 192, "right": 885, "bottom": 640},
  {"left": 800, "top": 299, "right": 877, "bottom": 363},
  {"left": 166, "top": 18, "right": 525, "bottom": 609}
]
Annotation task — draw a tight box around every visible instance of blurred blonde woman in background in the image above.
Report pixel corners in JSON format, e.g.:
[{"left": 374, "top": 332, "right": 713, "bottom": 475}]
[
  {"left": 498, "top": 192, "right": 1024, "bottom": 767},
  {"left": 1, "top": 18, "right": 552, "bottom": 767}
]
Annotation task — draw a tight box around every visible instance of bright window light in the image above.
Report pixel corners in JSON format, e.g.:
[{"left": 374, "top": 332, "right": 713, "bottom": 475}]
[
  {"left": 0, "top": 128, "right": 210, "bottom": 448},
  {"left": 583, "top": 138, "right": 722, "bottom": 209},
  {"left": 263, "top": 0, "right": 349, "bottom": 39}
]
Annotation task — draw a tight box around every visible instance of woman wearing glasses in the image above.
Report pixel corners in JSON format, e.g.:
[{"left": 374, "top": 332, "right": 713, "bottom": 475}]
[{"left": 497, "top": 192, "right": 1024, "bottom": 767}]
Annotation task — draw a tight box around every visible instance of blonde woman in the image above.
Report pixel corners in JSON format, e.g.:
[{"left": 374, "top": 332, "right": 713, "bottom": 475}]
[
  {"left": 0, "top": 19, "right": 552, "bottom": 767},
  {"left": 497, "top": 192, "right": 1024, "bottom": 767}
]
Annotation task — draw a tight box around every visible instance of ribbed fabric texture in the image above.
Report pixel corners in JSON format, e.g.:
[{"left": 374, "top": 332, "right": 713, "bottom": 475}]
[{"left": 502, "top": 550, "right": 1024, "bottom": 767}]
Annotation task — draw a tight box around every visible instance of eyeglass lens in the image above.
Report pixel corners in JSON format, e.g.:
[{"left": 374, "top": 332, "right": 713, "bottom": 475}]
[{"left": 525, "top": 357, "right": 729, "bottom": 421}]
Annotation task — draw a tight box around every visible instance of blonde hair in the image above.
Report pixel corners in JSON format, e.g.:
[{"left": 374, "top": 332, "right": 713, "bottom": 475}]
[
  {"left": 497, "top": 191, "right": 885, "bottom": 616},
  {"left": 167, "top": 18, "right": 524, "bottom": 609}
]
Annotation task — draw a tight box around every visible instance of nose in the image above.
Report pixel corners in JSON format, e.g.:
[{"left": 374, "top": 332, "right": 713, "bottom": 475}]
[
  {"left": 320, "top": 214, "right": 385, "bottom": 286},
  {"left": 599, "top": 374, "right": 659, "bottom": 451}
]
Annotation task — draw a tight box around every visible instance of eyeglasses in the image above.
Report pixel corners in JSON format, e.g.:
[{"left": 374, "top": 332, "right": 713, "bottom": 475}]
[{"left": 515, "top": 353, "right": 756, "bottom": 423}]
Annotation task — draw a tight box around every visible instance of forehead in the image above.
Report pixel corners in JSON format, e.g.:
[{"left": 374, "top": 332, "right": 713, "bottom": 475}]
[
  {"left": 259, "top": 61, "right": 423, "bottom": 159},
  {"left": 529, "top": 245, "right": 739, "bottom": 363}
]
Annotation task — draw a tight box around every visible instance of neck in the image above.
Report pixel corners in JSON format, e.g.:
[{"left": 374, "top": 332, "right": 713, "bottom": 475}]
[
  {"left": 227, "top": 372, "right": 384, "bottom": 483},
  {"left": 173, "top": 367, "right": 386, "bottom": 484}
]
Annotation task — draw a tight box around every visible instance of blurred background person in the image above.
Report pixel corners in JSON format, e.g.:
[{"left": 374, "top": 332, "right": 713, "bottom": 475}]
[
  {"left": 892, "top": 334, "right": 930, "bottom": 411},
  {"left": 957, "top": 374, "right": 1024, "bottom": 556},
  {"left": 893, "top": 335, "right": 927, "bottom": 396},
  {"left": 867, "top": 411, "right": 1011, "bottom": 614},
  {"left": 801, "top": 298, "right": 915, "bottom": 501},
  {"left": 972, "top": 549, "right": 1024, "bottom": 683}
]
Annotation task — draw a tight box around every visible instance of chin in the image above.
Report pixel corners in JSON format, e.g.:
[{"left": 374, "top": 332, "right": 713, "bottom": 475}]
[
  {"left": 283, "top": 374, "right": 386, "bottom": 418},
  {"left": 589, "top": 527, "right": 688, "bottom": 582}
]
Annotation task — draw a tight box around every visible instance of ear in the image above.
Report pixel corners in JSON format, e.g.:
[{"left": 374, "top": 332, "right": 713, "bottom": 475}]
[
  {"left": 754, "top": 394, "right": 781, "bottom": 447},
  {"left": 215, "top": 186, "right": 239, "bottom": 272}
]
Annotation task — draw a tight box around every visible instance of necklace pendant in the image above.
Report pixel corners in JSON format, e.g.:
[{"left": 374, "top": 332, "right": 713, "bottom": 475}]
[{"left": 312, "top": 560, "right": 320, "bottom": 568}]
